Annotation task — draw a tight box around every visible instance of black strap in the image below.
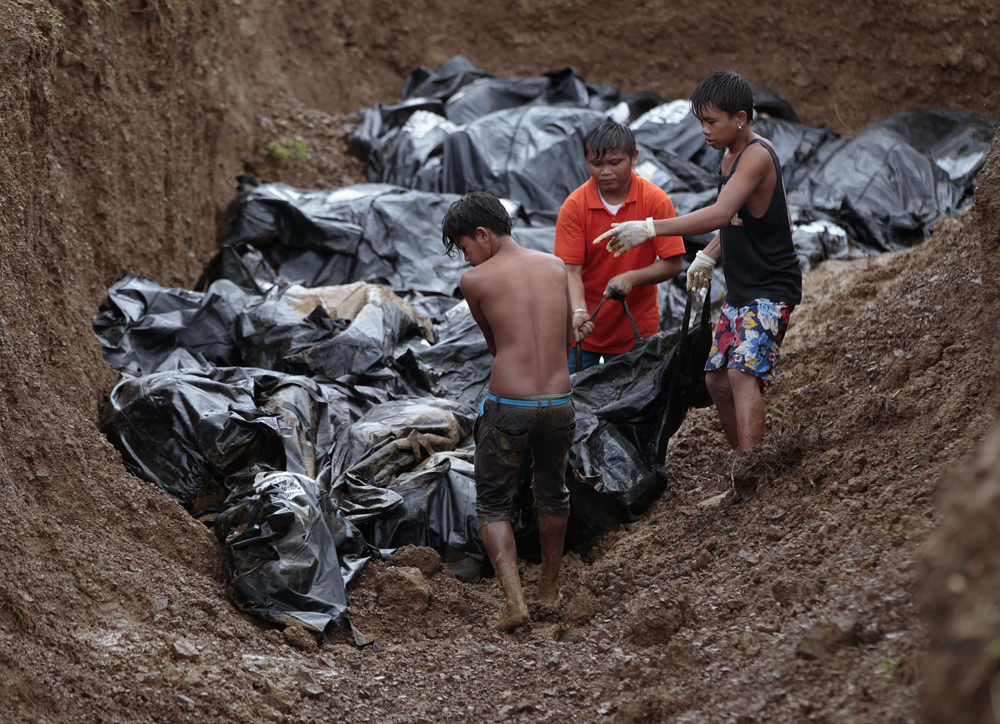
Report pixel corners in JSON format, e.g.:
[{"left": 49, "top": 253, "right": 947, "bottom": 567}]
[{"left": 572, "top": 289, "right": 643, "bottom": 374}]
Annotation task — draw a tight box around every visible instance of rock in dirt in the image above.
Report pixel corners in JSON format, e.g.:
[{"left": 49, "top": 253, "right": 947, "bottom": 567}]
[
  {"left": 796, "top": 637, "right": 828, "bottom": 660},
  {"left": 171, "top": 639, "right": 200, "bottom": 662},
  {"left": 389, "top": 545, "right": 443, "bottom": 577},
  {"left": 498, "top": 704, "right": 515, "bottom": 719},
  {"left": 563, "top": 589, "right": 599, "bottom": 625},
  {"left": 770, "top": 577, "right": 801, "bottom": 604},
  {"left": 377, "top": 566, "right": 430, "bottom": 613},
  {"left": 299, "top": 681, "right": 325, "bottom": 699},
  {"left": 796, "top": 617, "right": 860, "bottom": 660},
  {"left": 176, "top": 694, "right": 195, "bottom": 711},
  {"left": 696, "top": 492, "right": 728, "bottom": 509},
  {"left": 283, "top": 625, "right": 318, "bottom": 651},
  {"left": 695, "top": 549, "right": 715, "bottom": 569}
]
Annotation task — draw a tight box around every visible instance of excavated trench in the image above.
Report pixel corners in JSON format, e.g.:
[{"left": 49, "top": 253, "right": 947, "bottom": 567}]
[{"left": 1, "top": 1, "right": 999, "bottom": 723}]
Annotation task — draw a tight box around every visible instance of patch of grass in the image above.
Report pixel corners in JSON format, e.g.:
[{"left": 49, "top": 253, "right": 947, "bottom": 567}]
[
  {"left": 876, "top": 657, "right": 903, "bottom": 688},
  {"left": 86, "top": 0, "right": 120, "bottom": 24},
  {"left": 266, "top": 136, "right": 310, "bottom": 163},
  {"left": 30, "top": 9, "right": 65, "bottom": 50},
  {"left": 985, "top": 639, "right": 1000, "bottom": 660},
  {"left": 722, "top": 423, "right": 810, "bottom": 492},
  {"left": 0, "top": 589, "right": 36, "bottom": 632},
  {"left": 873, "top": 519, "right": 907, "bottom": 544},
  {"left": 854, "top": 391, "right": 899, "bottom": 428}
]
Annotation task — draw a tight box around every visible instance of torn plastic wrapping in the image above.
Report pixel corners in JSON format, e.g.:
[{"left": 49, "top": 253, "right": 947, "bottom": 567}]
[
  {"left": 237, "top": 282, "right": 433, "bottom": 380},
  {"left": 327, "top": 397, "right": 476, "bottom": 489}
]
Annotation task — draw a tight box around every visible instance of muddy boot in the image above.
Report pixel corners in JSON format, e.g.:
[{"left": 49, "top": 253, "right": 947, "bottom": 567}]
[
  {"left": 480, "top": 521, "right": 530, "bottom": 631},
  {"left": 537, "top": 514, "right": 568, "bottom": 609}
]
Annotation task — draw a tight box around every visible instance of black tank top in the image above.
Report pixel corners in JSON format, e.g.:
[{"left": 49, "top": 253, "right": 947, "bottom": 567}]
[{"left": 718, "top": 139, "right": 802, "bottom": 307}]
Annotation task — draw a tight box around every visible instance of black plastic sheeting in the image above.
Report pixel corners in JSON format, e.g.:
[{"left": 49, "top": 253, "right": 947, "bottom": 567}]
[
  {"left": 216, "top": 467, "right": 380, "bottom": 633},
  {"left": 352, "top": 56, "right": 996, "bottom": 265},
  {"left": 95, "top": 263, "right": 713, "bottom": 633},
  {"left": 789, "top": 109, "right": 997, "bottom": 251},
  {"left": 94, "top": 58, "right": 996, "bottom": 637}
]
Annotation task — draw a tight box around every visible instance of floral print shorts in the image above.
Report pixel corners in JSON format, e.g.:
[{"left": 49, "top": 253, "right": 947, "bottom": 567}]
[{"left": 705, "top": 299, "right": 793, "bottom": 391}]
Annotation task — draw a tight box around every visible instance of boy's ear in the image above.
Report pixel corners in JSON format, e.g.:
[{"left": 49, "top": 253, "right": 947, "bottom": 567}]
[
  {"left": 736, "top": 110, "right": 749, "bottom": 126},
  {"left": 475, "top": 226, "right": 490, "bottom": 244},
  {"left": 631, "top": 150, "right": 639, "bottom": 165}
]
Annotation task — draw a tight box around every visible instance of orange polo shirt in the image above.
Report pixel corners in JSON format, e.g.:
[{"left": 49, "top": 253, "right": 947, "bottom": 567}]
[{"left": 555, "top": 172, "right": 685, "bottom": 354}]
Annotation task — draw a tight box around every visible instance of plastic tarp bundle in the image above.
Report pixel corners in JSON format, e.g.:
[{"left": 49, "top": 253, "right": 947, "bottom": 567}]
[
  {"left": 216, "top": 183, "right": 475, "bottom": 295},
  {"left": 95, "top": 251, "right": 715, "bottom": 628},
  {"left": 789, "top": 109, "right": 998, "bottom": 251},
  {"left": 216, "top": 468, "right": 381, "bottom": 633},
  {"left": 352, "top": 56, "right": 996, "bottom": 265}
]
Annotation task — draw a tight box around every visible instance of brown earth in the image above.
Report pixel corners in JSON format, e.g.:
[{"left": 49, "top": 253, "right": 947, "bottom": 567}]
[{"left": 1, "top": 1, "right": 999, "bottom": 723}]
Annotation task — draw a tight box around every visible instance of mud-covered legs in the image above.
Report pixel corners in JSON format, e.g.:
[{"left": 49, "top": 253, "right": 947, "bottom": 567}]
[
  {"left": 706, "top": 369, "right": 764, "bottom": 451},
  {"left": 480, "top": 521, "right": 530, "bottom": 631},
  {"left": 537, "top": 513, "right": 567, "bottom": 608}
]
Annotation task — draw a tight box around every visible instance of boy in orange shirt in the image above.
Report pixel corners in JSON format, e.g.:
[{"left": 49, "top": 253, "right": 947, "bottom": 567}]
[{"left": 555, "top": 120, "right": 685, "bottom": 370}]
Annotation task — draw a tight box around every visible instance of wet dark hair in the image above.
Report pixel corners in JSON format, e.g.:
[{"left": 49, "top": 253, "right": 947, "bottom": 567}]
[
  {"left": 690, "top": 70, "right": 754, "bottom": 125},
  {"left": 584, "top": 120, "right": 636, "bottom": 161},
  {"left": 441, "top": 190, "right": 513, "bottom": 258}
]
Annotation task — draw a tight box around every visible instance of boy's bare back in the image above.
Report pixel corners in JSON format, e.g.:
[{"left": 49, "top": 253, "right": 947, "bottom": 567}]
[{"left": 461, "top": 243, "right": 573, "bottom": 398}]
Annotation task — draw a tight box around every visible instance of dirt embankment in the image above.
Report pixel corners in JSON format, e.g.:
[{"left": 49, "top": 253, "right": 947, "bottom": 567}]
[{"left": 0, "top": 1, "right": 998, "bottom": 723}]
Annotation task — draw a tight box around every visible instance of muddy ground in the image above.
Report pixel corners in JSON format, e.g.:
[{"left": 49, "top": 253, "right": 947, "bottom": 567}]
[{"left": 1, "top": 1, "right": 999, "bottom": 723}]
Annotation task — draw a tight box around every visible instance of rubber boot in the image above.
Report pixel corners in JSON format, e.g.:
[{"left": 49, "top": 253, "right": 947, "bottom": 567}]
[
  {"left": 480, "top": 521, "right": 530, "bottom": 631},
  {"left": 537, "top": 514, "right": 568, "bottom": 609}
]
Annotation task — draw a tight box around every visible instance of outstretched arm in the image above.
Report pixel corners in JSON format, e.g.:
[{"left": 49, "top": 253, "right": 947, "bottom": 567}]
[
  {"left": 460, "top": 274, "right": 497, "bottom": 356},
  {"left": 593, "top": 146, "right": 773, "bottom": 255}
]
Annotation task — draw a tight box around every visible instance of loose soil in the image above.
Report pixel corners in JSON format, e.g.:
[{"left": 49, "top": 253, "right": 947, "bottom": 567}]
[{"left": 1, "top": 1, "right": 998, "bottom": 723}]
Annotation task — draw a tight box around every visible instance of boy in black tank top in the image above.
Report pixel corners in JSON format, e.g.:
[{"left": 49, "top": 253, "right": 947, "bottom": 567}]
[{"left": 592, "top": 71, "right": 802, "bottom": 451}]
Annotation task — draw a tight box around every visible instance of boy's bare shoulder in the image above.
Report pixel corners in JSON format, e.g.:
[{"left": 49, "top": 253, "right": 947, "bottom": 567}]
[
  {"left": 459, "top": 267, "right": 484, "bottom": 294},
  {"left": 522, "top": 248, "right": 566, "bottom": 270}
]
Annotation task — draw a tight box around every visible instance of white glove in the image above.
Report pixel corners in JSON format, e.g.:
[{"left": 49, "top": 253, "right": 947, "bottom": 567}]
[
  {"left": 685, "top": 250, "right": 716, "bottom": 292},
  {"left": 592, "top": 217, "right": 656, "bottom": 257}
]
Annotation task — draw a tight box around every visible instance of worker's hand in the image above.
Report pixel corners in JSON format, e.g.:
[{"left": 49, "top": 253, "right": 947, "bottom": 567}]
[
  {"left": 685, "top": 250, "right": 717, "bottom": 292},
  {"left": 592, "top": 217, "right": 656, "bottom": 257},
  {"left": 605, "top": 273, "right": 634, "bottom": 299},
  {"left": 573, "top": 311, "right": 594, "bottom": 342}
]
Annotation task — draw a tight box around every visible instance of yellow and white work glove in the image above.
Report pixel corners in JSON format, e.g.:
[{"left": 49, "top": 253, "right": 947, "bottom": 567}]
[
  {"left": 685, "top": 250, "right": 716, "bottom": 292},
  {"left": 592, "top": 217, "right": 656, "bottom": 257}
]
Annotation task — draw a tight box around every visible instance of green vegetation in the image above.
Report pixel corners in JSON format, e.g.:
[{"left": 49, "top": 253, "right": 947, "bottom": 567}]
[
  {"left": 876, "top": 657, "right": 902, "bottom": 688},
  {"left": 266, "top": 136, "right": 311, "bottom": 163}
]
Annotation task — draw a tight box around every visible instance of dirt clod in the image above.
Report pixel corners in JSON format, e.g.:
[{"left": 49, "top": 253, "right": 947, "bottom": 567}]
[
  {"left": 171, "top": 639, "right": 200, "bottom": 662},
  {"left": 389, "top": 546, "right": 443, "bottom": 577},
  {"left": 283, "top": 625, "right": 318, "bottom": 651},
  {"left": 377, "top": 567, "right": 431, "bottom": 614}
]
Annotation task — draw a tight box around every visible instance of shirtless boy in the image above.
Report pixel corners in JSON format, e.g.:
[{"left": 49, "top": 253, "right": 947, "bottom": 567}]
[
  {"left": 442, "top": 191, "right": 575, "bottom": 631},
  {"left": 593, "top": 71, "right": 802, "bottom": 451}
]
